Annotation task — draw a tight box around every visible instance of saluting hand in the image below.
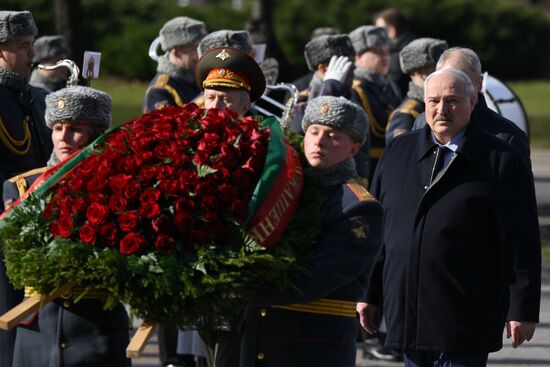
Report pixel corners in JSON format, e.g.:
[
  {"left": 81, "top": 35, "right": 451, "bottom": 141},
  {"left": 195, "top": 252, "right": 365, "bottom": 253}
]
[{"left": 323, "top": 55, "right": 353, "bottom": 84}]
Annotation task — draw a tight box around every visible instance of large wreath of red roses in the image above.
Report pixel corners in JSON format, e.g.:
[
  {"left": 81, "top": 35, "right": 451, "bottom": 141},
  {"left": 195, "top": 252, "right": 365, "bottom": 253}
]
[{"left": 0, "top": 103, "right": 318, "bottom": 328}]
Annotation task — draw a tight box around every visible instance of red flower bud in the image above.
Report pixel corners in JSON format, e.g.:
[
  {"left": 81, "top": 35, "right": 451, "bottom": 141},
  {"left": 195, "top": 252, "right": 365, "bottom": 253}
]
[{"left": 119, "top": 232, "right": 146, "bottom": 255}]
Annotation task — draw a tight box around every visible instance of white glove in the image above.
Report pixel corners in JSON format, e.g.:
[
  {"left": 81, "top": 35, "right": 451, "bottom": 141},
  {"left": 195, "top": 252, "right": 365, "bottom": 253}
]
[{"left": 323, "top": 55, "right": 353, "bottom": 84}]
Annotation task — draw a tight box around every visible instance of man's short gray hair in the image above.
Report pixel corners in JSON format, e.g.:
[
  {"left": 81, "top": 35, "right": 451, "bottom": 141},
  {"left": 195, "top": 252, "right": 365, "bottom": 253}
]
[
  {"left": 436, "top": 47, "right": 482, "bottom": 77},
  {"left": 424, "top": 67, "right": 477, "bottom": 98}
]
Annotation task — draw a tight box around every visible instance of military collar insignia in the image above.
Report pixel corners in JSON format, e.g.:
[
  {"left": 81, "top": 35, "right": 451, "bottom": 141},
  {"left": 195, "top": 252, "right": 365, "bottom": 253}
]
[{"left": 216, "top": 49, "right": 231, "bottom": 61}]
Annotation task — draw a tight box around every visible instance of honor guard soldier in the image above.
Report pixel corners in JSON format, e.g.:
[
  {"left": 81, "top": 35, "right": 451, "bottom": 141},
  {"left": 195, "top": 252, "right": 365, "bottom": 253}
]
[
  {"left": 289, "top": 34, "right": 371, "bottom": 187},
  {"left": 240, "top": 96, "right": 382, "bottom": 367},
  {"left": 0, "top": 10, "right": 53, "bottom": 367},
  {"left": 386, "top": 38, "right": 448, "bottom": 143},
  {"left": 4, "top": 86, "right": 132, "bottom": 367},
  {"left": 143, "top": 16, "right": 207, "bottom": 113},
  {"left": 29, "top": 35, "right": 70, "bottom": 92},
  {"left": 197, "top": 29, "right": 254, "bottom": 58},
  {"left": 349, "top": 25, "right": 402, "bottom": 185}
]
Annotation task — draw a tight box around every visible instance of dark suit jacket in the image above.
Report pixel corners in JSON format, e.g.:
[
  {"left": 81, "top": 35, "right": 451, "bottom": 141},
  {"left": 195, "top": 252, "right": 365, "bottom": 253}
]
[{"left": 368, "top": 118, "right": 541, "bottom": 353}]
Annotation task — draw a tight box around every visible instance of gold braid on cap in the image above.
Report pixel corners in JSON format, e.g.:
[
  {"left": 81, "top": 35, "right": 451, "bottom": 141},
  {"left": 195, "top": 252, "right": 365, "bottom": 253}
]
[{"left": 203, "top": 68, "right": 251, "bottom": 92}]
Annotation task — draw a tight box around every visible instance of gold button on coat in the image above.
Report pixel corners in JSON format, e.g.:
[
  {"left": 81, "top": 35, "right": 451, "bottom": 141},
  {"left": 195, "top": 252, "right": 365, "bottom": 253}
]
[
  {"left": 60, "top": 341, "right": 69, "bottom": 348},
  {"left": 260, "top": 308, "right": 267, "bottom": 317},
  {"left": 257, "top": 352, "right": 265, "bottom": 360}
]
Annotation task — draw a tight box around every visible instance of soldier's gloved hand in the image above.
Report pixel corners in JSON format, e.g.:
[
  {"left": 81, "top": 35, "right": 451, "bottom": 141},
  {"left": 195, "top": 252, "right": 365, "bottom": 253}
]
[{"left": 323, "top": 55, "right": 353, "bottom": 84}]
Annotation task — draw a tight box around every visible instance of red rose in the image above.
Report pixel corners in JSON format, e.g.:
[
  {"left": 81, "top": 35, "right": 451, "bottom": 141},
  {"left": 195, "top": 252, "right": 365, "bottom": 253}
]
[
  {"left": 118, "top": 210, "right": 140, "bottom": 231},
  {"left": 138, "top": 165, "right": 158, "bottom": 184},
  {"left": 155, "top": 234, "right": 175, "bottom": 253},
  {"left": 69, "top": 178, "right": 85, "bottom": 191},
  {"left": 232, "top": 169, "right": 251, "bottom": 188},
  {"left": 217, "top": 183, "right": 238, "bottom": 203},
  {"left": 139, "top": 201, "right": 161, "bottom": 219},
  {"left": 109, "top": 196, "right": 127, "bottom": 213},
  {"left": 86, "top": 202, "right": 109, "bottom": 225},
  {"left": 119, "top": 232, "right": 146, "bottom": 255},
  {"left": 86, "top": 177, "right": 108, "bottom": 192},
  {"left": 97, "top": 159, "right": 114, "bottom": 178},
  {"left": 58, "top": 197, "right": 72, "bottom": 217},
  {"left": 141, "top": 188, "right": 161, "bottom": 203},
  {"left": 174, "top": 198, "right": 195, "bottom": 212},
  {"left": 201, "top": 195, "right": 219, "bottom": 212},
  {"left": 87, "top": 192, "right": 107, "bottom": 204},
  {"left": 157, "top": 166, "right": 176, "bottom": 180},
  {"left": 173, "top": 210, "right": 195, "bottom": 231},
  {"left": 49, "top": 221, "right": 59, "bottom": 236},
  {"left": 71, "top": 197, "right": 87, "bottom": 214},
  {"left": 159, "top": 179, "right": 179, "bottom": 196},
  {"left": 124, "top": 180, "right": 142, "bottom": 200},
  {"left": 77, "top": 155, "right": 99, "bottom": 176},
  {"left": 99, "top": 223, "right": 118, "bottom": 245},
  {"left": 57, "top": 216, "right": 74, "bottom": 238},
  {"left": 109, "top": 174, "right": 133, "bottom": 196},
  {"left": 44, "top": 202, "right": 55, "bottom": 220},
  {"left": 79, "top": 223, "right": 96, "bottom": 244}
]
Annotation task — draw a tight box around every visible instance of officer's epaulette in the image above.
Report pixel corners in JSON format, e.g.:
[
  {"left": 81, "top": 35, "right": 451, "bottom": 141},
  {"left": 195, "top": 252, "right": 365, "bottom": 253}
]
[
  {"left": 7, "top": 167, "right": 48, "bottom": 183},
  {"left": 152, "top": 74, "right": 170, "bottom": 89},
  {"left": 397, "top": 99, "right": 421, "bottom": 117},
  {"left": 346, "top": 179, "right": 374, "bottom": 201}
]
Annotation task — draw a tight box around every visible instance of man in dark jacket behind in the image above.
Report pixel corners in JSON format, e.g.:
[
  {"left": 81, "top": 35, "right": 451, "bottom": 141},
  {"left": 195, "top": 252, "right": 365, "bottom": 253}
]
[
  {"left": 412, "top": 47, "right": 531, "bottom": 171},
  {"left": 358, "top": 68, "right": 540, "bottom": 367}
]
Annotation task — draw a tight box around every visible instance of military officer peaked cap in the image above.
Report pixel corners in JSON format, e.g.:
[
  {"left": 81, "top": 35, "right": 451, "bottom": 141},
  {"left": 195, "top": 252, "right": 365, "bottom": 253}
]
[
  {"left": 0, "top": 10, "right": 38, "bottom": 44},
  {"left": 196, "top": 47, "right": 266, "bottom": 102}
]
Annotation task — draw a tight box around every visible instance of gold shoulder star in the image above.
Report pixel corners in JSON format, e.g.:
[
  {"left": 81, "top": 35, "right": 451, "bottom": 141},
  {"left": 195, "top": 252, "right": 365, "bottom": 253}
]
[{"left": 352, "top": 226, "right": 367, "bottom": 239}]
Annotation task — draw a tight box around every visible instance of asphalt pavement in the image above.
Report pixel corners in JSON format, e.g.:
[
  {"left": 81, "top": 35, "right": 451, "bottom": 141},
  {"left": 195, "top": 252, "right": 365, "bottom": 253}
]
[{"left": 132, "top": 149, "right": 550, "bottom": 367}]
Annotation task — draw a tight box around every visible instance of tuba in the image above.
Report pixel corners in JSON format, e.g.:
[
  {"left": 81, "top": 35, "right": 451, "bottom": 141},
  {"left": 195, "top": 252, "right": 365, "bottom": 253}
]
[
  {"left": 38, "top": 59, "right": 81, "bottom": 87},
  {"left": 253, "top": 57, "right": 299, "bottom": 128},
  {"left": 148, "top": 36, "right": 162, "bottom": 62}
]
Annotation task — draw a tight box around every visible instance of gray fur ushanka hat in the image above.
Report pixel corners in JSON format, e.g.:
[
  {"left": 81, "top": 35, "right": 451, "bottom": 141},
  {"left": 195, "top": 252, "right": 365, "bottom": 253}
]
[
  {"left": 302, "top": 96, "right": 368, "bottom": 144},
  {"left": 304, "top": 34, "right": 355, "bottom": 71},
  {"left": 33, "top": 35, "right": 69, "bottom": 63},
  {"left": 197, "top": 30, "right": 253, "bottom": 56},
  {"left": 400, "top": 37, "right": 448, "bottom": 74},
  {"left": 0, "top": 10, "right": 38, "bottom": 44},
  {"left": 45, "top": 86, "right": 112, "bottom": 130},
  {"left": 348, "top": 25, "right": 390, "bottom": 55},
  {"left": 159, "top": 16, "right": 207, "bottom": 51}
]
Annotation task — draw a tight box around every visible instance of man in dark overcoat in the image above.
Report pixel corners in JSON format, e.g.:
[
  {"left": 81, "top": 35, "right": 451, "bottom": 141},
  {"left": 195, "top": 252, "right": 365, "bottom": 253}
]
[
  {"left": 0, "top": 10, "right": 53, "bottom": 367},
  {"left": 358, "top": 68, "right": 541, "bottom": 367},
  {"left": 412, "top": 47, "right": 531, "bottom": 171}
]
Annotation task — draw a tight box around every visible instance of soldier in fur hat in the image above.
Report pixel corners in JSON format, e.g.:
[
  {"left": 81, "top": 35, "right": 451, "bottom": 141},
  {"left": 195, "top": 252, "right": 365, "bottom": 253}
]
[
  {"left": 29, "top": 35, "right": 70, "bottom": 92},
  {"left": 3, "top": 86, "right": 132, "bottom": 367},
  {"left": 348, "top": 25, "right": 402, "bottom": 185},
  {"left": 0, "top": 10, "right": 53, "bottom": 366},
  {"left": 240, "top": 96, "right": 382, "bottom": 367},
  {"left": 143, "top": 16, "right": 207, "bottom": 113},
  {"left": 289, "top": 34, "right": 371, "bottom": 187},
  {"left": 197, "top": 30, "right": 254, "bottom": 58},
  {"left": 386, "top": 38, "right": 448, "bottom": 143}
]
